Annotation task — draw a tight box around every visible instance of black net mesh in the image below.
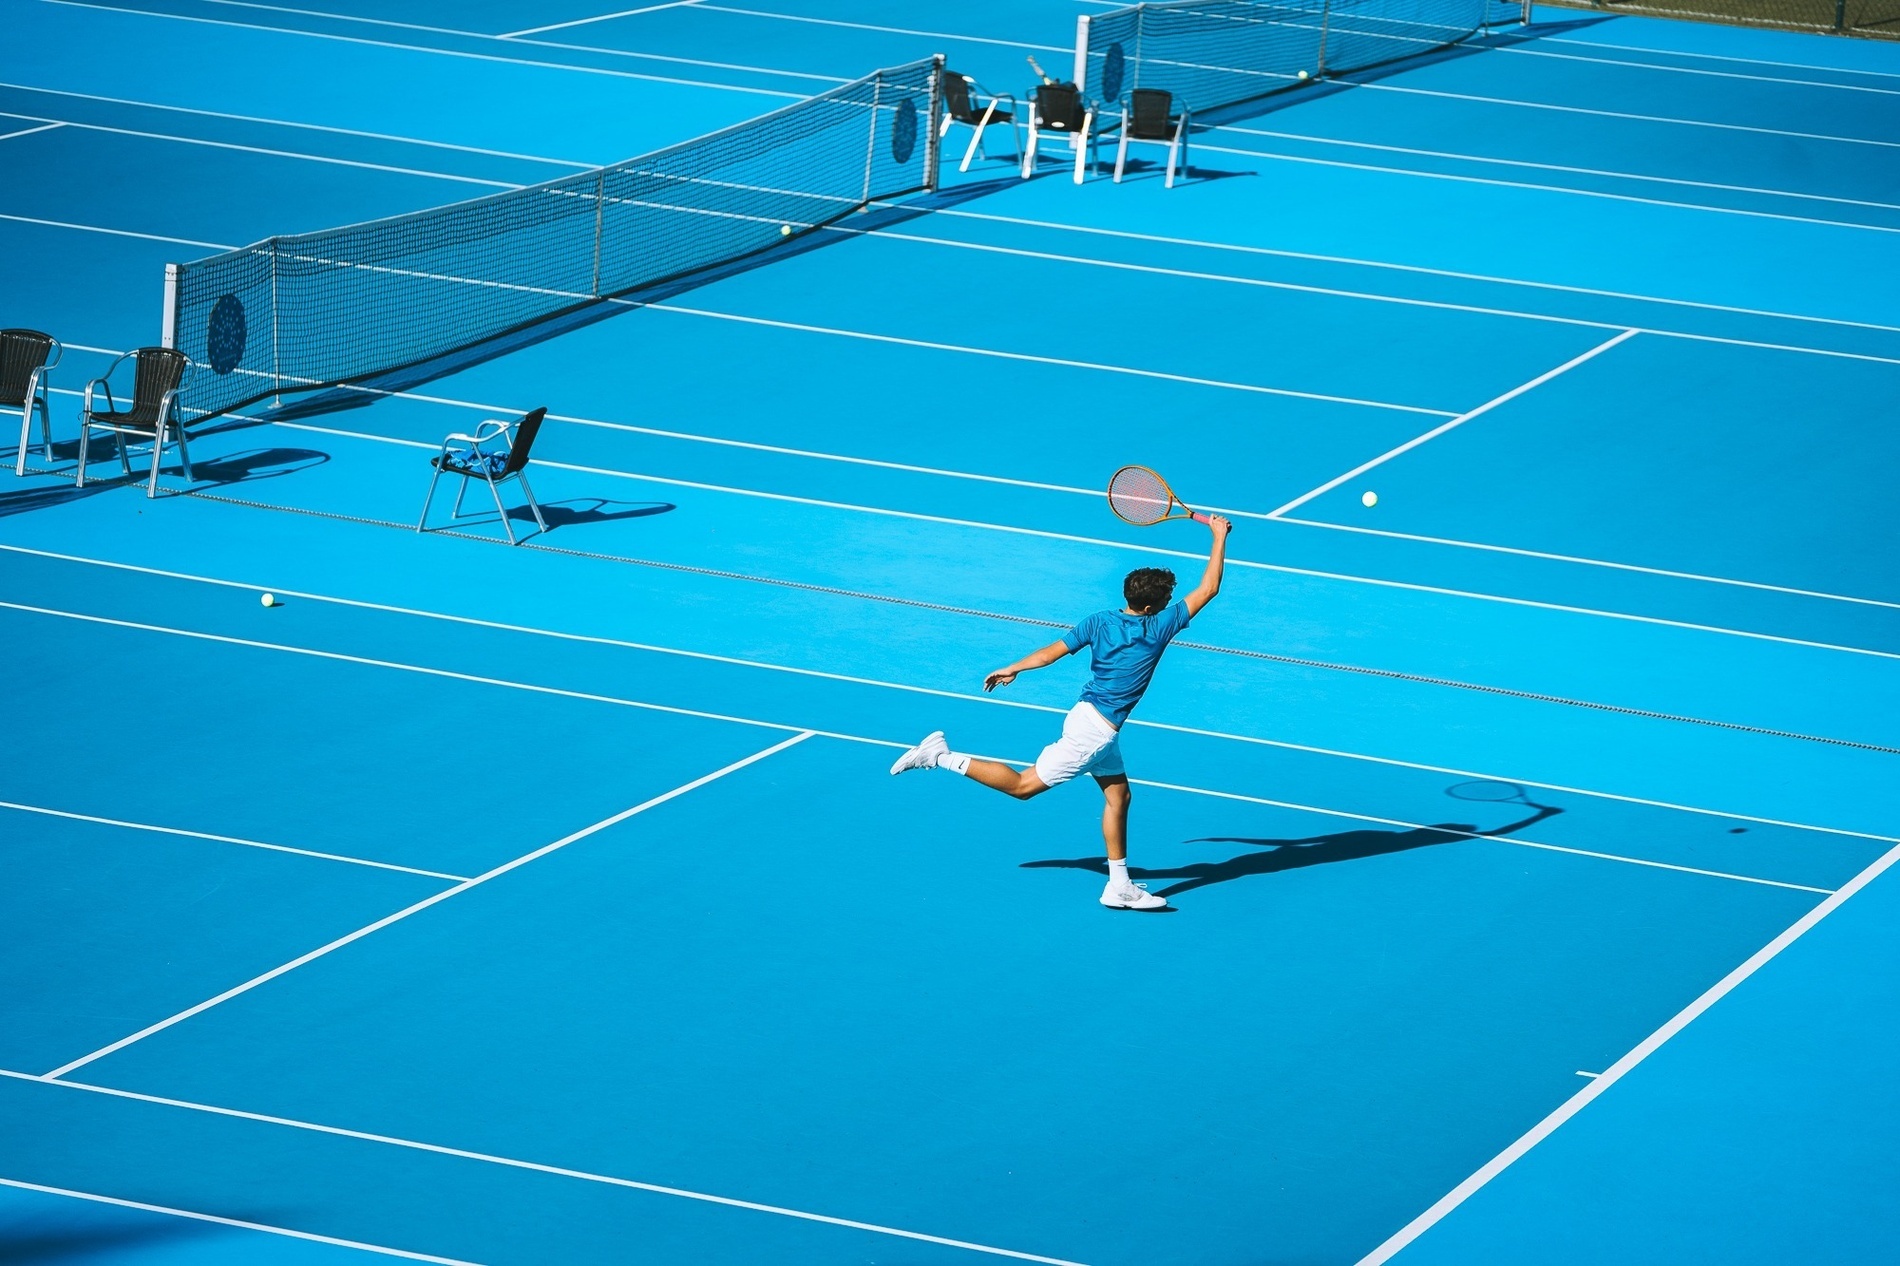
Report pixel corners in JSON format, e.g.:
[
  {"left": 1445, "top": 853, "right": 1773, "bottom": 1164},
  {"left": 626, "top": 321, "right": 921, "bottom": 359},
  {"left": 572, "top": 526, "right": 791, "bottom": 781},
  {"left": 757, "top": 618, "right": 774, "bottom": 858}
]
[
  {"left": 1543, "top": 0, "right": 1899, "bottom": 35},
  {"left": 169, "top": 58, "right": 942, "bottom": 421},
  {"left": 1081, "top": 0, "right": 1507, "bottom": 117}
]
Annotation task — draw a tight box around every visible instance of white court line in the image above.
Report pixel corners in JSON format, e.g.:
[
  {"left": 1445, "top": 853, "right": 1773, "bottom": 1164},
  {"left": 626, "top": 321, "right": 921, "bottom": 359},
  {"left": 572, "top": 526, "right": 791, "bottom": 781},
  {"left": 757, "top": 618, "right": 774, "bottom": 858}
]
[
  {"left": 913, "top": 206, "right": 1900, "bottom": 339},
  {"left": 644, "top": 302, "right": 1456, "bottom": 415},
  {"left": 0, "top": 121, "right": 62, "bottom": 142},
  {"left": 1195, "top": 140, "right": 1900, "bottom": 237},
  {"left": 1543, "top": 35, "right": 1900, "bottom": 81},
  {"left": 197, "top": 0, "right": 847, "bottom": 82},
  {"left": 502, "top": 1, "right": 701, "bottom": 38},
  {"left": 1, "top": 108, "right": 518, "bottom": 188},
  {"left": 0, "top": 581, "right": 1891, "bottom": 849},
  {"left": 0, "top": 799, "right": 467, "bottom": 881},
  {"left": 1355, "top": 833, "right": 1900, "bottom": 1265},
  {"left": 1269, "top": 329, "right": 1640, "bottom": 517},
  {"left": 44, "top": 732, "right": 811, "bottom": 1079},
  {"left": 0, "top": 80, "right": 596, "bottom": 166},
  {"left": 1273, "top": 517, "right": 1900, "bottom": 613},
  {"left": 0, "top": 1073, "right": 1086, "bottom": 1265},
  {"left": 258, "top": 409, "right": 1900, "bottom": 662},
  {"left": 1353, "top": 80, "right": 1900, "bottom": 151},
  {"left": 0, "top": 211, "right": 230, "bottom": 249},
  {"left": 40, "top": 0, "right": 805, "bottom": 99},
  {"left": 1214, "top": 123, "right": 1900, "bottom": 215},
  {"left": 1500, "top": 45, "right": 1900, "bottom": 95},
  {"left": 0, "top": 1177, "right": 477, "bottom": 1264},
  {"left": 692, "top": 3, "right": 1074, "bottom": 52}
]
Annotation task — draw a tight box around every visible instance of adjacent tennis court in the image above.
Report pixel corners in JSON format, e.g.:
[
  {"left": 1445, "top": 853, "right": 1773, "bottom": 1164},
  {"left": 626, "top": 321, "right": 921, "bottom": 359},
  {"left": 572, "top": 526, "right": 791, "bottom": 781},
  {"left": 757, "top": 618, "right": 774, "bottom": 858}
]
[{"left": 5, "top": 0, "right": 1899, "bottom": 1262}]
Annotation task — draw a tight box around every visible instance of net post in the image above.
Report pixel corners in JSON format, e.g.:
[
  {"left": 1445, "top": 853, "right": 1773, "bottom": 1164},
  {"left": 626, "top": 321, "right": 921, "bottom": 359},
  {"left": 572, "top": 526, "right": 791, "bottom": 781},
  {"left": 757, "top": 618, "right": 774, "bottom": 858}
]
[
  {"left": 1072, "top": 13, "right": 1090, "bottom": 91},
  {"left": 925, "top": 53, "right": 945, "bottom": 192},
  {"left": 1522, "top": 0, "right": 1534, "bottom": 25},
  {"left": 861, "top": 70, "right": 882, "bottom": 207},
  {"left": 591, "top": 169, "right": 606, "bottom": 297},
  {"left": 160, "top": 263, "right": 179, "bottom": 350},
  {"left": 1316, "top": 0, "right": 1333, "bottom": 77}
]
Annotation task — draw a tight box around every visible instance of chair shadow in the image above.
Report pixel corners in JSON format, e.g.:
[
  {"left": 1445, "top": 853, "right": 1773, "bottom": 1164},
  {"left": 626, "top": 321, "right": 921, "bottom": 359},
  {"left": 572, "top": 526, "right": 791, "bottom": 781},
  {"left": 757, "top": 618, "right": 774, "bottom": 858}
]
[
  {"left": 1022, "top": 803, "right": 1562, "bottom": 900},
  {"left": 1100, "top": 155, "right": 1257, "bottom": 185}
]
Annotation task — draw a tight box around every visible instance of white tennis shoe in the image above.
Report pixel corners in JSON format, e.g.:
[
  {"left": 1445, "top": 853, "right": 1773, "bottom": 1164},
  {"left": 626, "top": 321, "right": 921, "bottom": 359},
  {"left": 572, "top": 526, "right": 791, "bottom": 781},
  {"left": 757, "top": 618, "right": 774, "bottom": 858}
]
[
  {"left": 889, "top": 731, "right": 949, "bottom": 775},
  {"left": 1100, "top": 879, "right": 1168, "bottom": 910}
]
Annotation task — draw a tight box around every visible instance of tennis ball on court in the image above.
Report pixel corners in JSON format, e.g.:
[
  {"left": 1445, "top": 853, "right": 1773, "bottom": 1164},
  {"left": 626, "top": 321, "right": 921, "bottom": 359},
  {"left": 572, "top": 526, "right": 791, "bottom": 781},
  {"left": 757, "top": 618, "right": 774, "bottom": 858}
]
[
  {"left": 1361, "top": 490, "right": 1378, "bottom": 507},
  {"left": 1298, "top": 69, "right": 1310, "bottom": 80},
  {"left": 780, "top": 224, "right": 793, "bottom": 237},
  {"left": 260, "top": 592, "right": 278, "bottom": 608}
]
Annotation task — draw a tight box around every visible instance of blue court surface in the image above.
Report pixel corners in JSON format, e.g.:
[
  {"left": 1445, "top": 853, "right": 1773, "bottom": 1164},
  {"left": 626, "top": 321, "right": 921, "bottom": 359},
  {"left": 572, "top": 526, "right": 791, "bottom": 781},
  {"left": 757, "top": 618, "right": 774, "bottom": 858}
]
[{"left": 6, "top": 0, "right": 1900, "bottom": 1262}]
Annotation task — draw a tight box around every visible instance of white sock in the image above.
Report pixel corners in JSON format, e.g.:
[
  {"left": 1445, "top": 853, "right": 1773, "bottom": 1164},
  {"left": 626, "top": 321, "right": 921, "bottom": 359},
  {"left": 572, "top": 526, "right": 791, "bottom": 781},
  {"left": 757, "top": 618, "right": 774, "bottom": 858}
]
[
  {"left": 1108, "top": 858, "right": 1129, "bottom": 885},
  {"left": 938, "top": 750, "right": 972, "bottom": 775}
]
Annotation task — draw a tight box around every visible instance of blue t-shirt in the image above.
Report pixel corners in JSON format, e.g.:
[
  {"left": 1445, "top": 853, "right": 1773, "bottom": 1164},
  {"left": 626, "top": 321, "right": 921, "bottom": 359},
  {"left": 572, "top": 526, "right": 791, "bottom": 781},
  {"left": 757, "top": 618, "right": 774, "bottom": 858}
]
[{"left": 1061, "top": 601, "right": 1192, "bottom": 727}]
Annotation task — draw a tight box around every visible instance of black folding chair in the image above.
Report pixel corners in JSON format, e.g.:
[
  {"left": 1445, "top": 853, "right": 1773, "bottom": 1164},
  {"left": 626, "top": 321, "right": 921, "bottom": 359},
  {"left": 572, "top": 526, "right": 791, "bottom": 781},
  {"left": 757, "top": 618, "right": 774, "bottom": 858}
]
[
  {"left": 3, "top": 329, "right": 61, "bottom": 478},
  {"left": 417, "top": 407, "right": 549, "bottom": 545},
  {"left": 1114, "top": 89, "right": 1191, "bottom": 188},
  {"left": 76, "top": 347, "right": 191, "bottom": 497},
  {"left": 1020, "top": 81, "right": 1095, "bottom": 184},
  {"left": 940, "top": 71, "right": 1019, "bottom": 172}
]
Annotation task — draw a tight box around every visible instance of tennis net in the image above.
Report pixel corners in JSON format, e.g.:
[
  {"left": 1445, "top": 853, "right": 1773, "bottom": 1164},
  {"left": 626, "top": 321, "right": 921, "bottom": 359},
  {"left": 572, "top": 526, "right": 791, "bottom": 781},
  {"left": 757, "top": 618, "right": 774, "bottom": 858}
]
[
  {"left": 164, "top": 57, "right": 944, "bottom": 421},
  {"left": 1076, "top": 0, "right": 1520, "bottom": 119}
]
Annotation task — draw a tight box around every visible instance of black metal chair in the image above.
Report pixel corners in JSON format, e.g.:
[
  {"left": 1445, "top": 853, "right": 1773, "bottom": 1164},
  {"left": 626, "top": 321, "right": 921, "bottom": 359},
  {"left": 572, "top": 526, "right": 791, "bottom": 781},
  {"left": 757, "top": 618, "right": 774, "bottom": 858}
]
[
  {"left": 1021, "top": 81, "right": 1095, "bottom": 184},
  {"left": 1114, "top": 89, "right": 1191, "bottom": 188},
  {"left": 940, "top": 71, "right": 1019, "bottom": 172},
  {"left": 77, "top": 347, "right": 191, "bottom": 497},
  {"left": 417, "top": 406, "right": 548, "bottom": 545},
  {"left": 3, "top": 329, "right": 61, "bottom": 478}
]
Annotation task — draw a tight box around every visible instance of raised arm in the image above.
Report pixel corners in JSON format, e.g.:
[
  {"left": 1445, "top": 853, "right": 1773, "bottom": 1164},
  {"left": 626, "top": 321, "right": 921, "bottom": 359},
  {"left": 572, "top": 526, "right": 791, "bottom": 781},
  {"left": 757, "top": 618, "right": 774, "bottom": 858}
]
[
  {"left": 984, "top": 639, "right": 1073, "bottom": 692},
  {"left": 1183, "top": 515, "right": 1232, "bottom": 617}
]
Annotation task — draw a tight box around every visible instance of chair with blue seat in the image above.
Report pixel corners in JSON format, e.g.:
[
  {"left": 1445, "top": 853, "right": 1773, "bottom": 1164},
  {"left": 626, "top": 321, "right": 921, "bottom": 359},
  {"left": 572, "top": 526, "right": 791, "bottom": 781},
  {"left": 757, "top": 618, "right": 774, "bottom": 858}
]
[
  {"left": 76, "top": 346, "right": 191, "bottom": 497},
  {"left": 3, "top": 329, "right": 61, "bottom": 477},
  {"left": 417, "top": 406, "right": 549, "bottom": 545}
]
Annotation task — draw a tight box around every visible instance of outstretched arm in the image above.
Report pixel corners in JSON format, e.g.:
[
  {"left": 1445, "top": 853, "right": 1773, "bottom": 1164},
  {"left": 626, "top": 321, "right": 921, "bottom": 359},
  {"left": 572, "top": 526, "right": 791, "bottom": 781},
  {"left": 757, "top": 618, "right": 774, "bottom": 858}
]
[
  {"left": 1183, "top": 515, "right": 1233, "bottom": 617},
  {"left": 985, "top": 639, "right": 1072, "bottom": 692}
]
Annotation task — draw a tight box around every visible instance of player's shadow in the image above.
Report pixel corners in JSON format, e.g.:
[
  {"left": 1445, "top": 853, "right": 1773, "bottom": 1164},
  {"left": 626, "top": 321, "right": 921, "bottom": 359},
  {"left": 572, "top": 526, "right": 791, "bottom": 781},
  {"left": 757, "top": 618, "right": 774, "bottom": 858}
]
[{"left": 1022, "top": 802, "right": 1561, "bottom": 900}]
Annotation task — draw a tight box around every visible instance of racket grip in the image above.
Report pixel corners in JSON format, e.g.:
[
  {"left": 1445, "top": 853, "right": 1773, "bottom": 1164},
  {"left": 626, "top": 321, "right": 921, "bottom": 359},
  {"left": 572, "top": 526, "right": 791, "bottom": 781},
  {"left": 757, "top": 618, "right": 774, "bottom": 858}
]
[{"left": 1190, "top": 511, "right": 1211, "bottom": 524}]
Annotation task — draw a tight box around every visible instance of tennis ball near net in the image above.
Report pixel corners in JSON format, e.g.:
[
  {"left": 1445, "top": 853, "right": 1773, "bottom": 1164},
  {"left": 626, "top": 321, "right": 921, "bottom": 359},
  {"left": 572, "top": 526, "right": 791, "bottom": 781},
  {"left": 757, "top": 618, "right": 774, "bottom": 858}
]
[{"left": 780, "top": 224, "right": 793, "bottom": 237}]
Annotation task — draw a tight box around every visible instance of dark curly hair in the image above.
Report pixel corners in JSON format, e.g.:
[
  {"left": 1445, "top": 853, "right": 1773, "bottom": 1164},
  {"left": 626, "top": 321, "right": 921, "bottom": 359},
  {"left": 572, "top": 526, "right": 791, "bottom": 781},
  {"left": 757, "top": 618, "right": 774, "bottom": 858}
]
[{"left": 1124, "top": 567, "right": 1177, "bottom": 614}]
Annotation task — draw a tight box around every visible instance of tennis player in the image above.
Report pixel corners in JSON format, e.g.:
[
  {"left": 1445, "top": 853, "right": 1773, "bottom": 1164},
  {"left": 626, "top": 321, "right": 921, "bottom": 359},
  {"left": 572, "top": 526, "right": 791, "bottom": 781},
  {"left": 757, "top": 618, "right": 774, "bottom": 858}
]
[{"left": 889, "top": 515, "right": 1232, "bottom": 910}]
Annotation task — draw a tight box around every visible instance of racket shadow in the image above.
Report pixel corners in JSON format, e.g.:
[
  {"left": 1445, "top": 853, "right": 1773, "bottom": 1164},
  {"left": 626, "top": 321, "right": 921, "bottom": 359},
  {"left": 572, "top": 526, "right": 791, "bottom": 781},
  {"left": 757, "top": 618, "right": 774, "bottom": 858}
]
[{"left": 1021, "top": 801, "right": 1562, "bottom": 902}]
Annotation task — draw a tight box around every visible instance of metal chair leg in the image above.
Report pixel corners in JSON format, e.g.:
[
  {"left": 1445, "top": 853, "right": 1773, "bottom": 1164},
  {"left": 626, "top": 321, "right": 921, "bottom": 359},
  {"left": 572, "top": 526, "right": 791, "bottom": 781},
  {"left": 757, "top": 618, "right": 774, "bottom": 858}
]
[
  {"left": 515, "top": 471, "right": 548, "bottom": 535},
  {"left": 1072, "top": 110, "right": 1093, "bottom": 184},
  {"left": 1114, "top": 131, "right": 1128, "bottom": 183},
  {"left": 147, "top": 425, "right": 165, "bottom": 498},
  {"left": 1021, "top": 123, "right": 1038, "bottom": 179},
  {"left": 485, "top": 472, "right": 517, "bottom": 545},
  {"left": 12, "top": 404, "right": 27, "bottom": 477},
  {"left": 173, "top": 422, "right": 192, "bottom": 482},
  {"left": 417, "top": 466, "right": 445, "bottom": 531},
  {"left": 452, "top": 476, "right": 469, "bottom": 519},
  {"left": 1165, "top": 136, "right": 1179, "bottom": 188},
  {"left": 76, "top": 422, "right": 91, "bottom": 487}
]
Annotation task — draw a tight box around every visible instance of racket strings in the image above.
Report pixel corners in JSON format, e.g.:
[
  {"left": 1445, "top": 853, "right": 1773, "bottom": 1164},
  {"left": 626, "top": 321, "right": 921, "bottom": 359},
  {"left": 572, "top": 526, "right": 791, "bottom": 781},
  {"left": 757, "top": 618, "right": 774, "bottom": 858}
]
[{"left": 1108, "top": 466, "right": 1175, "bottom": 526}]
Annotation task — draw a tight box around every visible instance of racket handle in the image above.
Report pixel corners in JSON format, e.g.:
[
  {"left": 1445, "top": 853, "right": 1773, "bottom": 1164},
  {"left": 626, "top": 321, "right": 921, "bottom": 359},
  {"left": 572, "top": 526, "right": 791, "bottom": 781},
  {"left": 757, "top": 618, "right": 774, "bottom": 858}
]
[{"left": 1190, "top": 511, "right": 1211, "bottom": 525}]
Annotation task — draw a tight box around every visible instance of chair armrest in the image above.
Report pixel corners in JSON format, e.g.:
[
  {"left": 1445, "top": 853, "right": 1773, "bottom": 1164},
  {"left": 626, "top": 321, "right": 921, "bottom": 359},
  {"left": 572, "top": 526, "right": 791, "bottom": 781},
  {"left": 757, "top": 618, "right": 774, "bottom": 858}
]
[
  {"left": 82, "top": 375, "right": 114, "bottom": 418},
  {"left": 156, "top": 387, "right": 182, "bottom": 431},
  {"left": 44, "top": 338, "right": 63, "bottom": 370}
]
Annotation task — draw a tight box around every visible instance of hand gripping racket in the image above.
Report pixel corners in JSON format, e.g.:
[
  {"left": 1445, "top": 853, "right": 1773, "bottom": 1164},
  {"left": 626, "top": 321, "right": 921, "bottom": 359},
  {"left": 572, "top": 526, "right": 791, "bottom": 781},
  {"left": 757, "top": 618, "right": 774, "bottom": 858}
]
[{"left": 1107, "top": 465, "right": 1211, "bottom": 527}]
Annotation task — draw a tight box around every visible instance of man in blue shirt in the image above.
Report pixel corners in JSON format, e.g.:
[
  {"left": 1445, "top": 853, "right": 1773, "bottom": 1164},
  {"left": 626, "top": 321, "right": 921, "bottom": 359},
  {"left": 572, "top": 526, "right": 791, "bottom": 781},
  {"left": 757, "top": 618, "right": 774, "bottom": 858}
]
[{"left": 890, "top": 515, "right": 1232, "bottom": 910}]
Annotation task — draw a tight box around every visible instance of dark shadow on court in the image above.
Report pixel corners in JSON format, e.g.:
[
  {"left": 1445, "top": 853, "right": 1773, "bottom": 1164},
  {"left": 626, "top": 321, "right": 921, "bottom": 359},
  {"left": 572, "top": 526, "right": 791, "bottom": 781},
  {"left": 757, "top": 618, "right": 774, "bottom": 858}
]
[
  {"left": 520, "top": 497, "right": 675, "bottom": 528},
  {"left": 190, "top": 446, "right": 330, "bottom": 485},
  {"left": 0, "top": 1220, "right": 227, "bottom": 1263},
  {"left": 1022, "top": 802, "right": 1561, "bottom": 900},
  {"left": 0, "top": 479, "right": 122, "bottom": 519}
]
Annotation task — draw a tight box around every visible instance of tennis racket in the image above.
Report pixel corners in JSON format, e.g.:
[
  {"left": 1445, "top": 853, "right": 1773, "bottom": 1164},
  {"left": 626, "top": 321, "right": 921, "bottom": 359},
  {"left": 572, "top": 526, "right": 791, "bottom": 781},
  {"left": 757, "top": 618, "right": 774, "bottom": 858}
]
[
  {"left": 1108, "top": 465, "right": 1210, "bottom": 527},
  {"left": 1027, "top": 55, "right": 1057, "bottom": 85}
]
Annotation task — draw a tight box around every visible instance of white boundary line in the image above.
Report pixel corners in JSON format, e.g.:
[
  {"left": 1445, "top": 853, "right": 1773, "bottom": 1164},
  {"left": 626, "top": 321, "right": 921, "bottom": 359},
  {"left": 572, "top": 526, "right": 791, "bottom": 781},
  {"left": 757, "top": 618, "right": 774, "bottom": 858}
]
[
  {"left": 0, "top": 582, "right": 1890, "bottom": 850},
  {"left": 0, "top": 1176, "right": 477, "bottom": 1264},
  {"left": 1270, "top": 329, "right": 1640, "bottom": 517},
  {"left": 0, "top": 799, "right": 467, "bottom": 880},
  {"left": 0, "top": 120, "right": 62, "bottom": 142},
  {"left": 43, "top": 732, "right": 812, "bottom": 1079},
  {"left": 1353, "top": 80, "right": 1900, "bottom": 151},
  {"left": 0, "top": 80, "right": 596, "bottom": 166},
  {"left": 1195, "top": 141, "right": 1900, "bottom": 237},
  {"left": 1213, "top": 123, "right": 1900, "bottom": 215},
  {"left": 1355, "top": 834, "right": 1900, "bottom": 1265},
  {"left": 0, "top": 1071, "right": 1087, "bottom": 1265},
  {"left": 502, "top": 1, "right": 702, "bottom": 39},
  {"left": 692, "top": 3, "right": 1074, "bottom": 52},
  {"left": 1543, "top": 35, "right": 1900, "bottom": 81},
  {"left": 1272, "top": 517, "right": 1900, "bottom": 612},
  {"left": 38, "top": 0, "right": 805, "bottom": 99},
  {"left": 0, "top": 210, "right": 229, "bottom": 248},
  {"left": 194, "top": 0, "right": 850, "bottom": 82},
  {"left": 1499, "top": 45, "right": 1900, "bottom": 95}
]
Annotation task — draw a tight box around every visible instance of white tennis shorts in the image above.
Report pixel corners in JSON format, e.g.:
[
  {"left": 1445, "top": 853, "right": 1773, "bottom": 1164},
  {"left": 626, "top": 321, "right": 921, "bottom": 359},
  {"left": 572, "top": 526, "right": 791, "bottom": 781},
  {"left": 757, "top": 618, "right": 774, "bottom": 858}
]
[{"left": 1033, "top": 701, "right": 1126, "bottom": 787}]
